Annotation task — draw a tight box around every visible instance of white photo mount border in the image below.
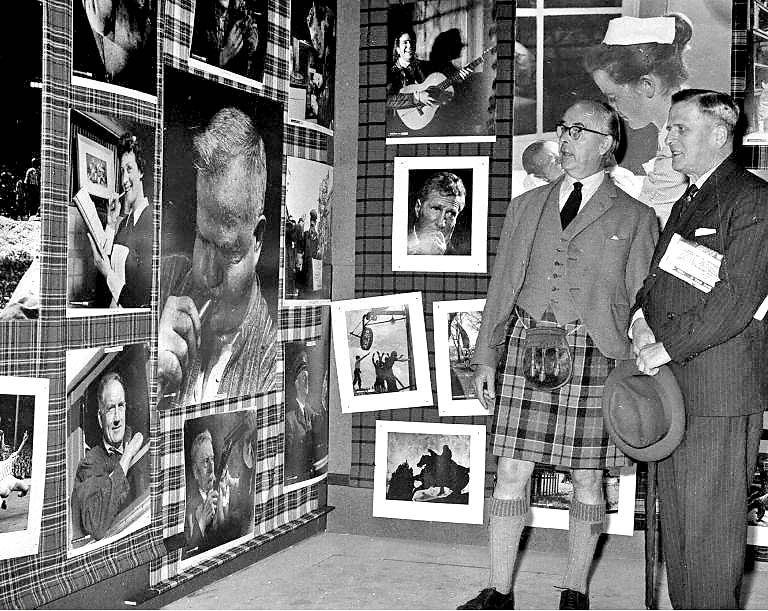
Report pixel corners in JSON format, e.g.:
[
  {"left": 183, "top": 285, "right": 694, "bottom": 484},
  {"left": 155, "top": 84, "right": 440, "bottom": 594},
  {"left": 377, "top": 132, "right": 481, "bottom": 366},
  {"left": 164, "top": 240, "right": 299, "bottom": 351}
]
[
  {"left": 392, "top": 156, "right": 488, "bottom": 274},
  {"left": 0, "top": 376, "right": 49, "bottom": 561},
  {"left": 372, "top": 420, "right": 486, "bottom": 524},
  {"left": 433, "top": 298, "right": 489, "bottom": 417},
  {"left": 331, "top": 292, "right": 433, "bottom": 413}
]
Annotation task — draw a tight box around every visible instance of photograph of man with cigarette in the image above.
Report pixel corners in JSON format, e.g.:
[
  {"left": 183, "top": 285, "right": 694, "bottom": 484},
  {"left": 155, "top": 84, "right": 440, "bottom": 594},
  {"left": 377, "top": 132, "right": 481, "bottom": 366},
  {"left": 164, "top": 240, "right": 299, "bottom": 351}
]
[{"left": 159, "top": 69, "right": 282, "bottom": 407}]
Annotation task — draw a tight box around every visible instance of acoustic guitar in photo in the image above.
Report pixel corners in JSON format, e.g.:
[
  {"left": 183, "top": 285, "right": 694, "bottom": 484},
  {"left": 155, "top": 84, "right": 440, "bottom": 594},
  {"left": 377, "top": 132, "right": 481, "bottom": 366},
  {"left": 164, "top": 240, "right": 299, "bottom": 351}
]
[{"left": 396, "top": 46, "right": 496, "bottom": 131}]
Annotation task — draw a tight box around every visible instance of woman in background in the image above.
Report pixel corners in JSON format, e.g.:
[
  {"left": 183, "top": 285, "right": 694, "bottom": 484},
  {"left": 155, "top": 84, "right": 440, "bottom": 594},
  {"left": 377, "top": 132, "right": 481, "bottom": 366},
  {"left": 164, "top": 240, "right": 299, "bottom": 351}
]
[
  {"left": 585, "top": 14, "right": 693, "bottom": 227},
  {"left": 91, "top": 131, "right": 152, "bottom": 308}
]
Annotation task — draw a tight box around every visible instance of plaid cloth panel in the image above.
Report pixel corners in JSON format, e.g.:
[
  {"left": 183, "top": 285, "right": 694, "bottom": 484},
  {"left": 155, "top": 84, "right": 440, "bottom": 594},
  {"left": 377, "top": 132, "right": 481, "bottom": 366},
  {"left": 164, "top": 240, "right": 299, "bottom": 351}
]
[
  {"left": 0, "top": 0, "right": 165, "bottom": 607},
  {"left": 163, "top": 0, "right": 290, "bottom": 103},
  {"left": 285, "top": 120, "right": 332, "bottom": 161},
  {"left": 491, "top": 310, "right": 626, "bottom": 469},
  {"left": 350, "top": 0, "right": 513, "bottom": 487}
]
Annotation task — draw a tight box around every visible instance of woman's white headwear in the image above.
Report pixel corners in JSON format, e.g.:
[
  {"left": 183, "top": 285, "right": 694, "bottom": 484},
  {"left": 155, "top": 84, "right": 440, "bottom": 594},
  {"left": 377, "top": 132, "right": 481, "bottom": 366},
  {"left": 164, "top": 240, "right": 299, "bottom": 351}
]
[{"left": 602, "top": 16, "right": 675, "bottom": 45}]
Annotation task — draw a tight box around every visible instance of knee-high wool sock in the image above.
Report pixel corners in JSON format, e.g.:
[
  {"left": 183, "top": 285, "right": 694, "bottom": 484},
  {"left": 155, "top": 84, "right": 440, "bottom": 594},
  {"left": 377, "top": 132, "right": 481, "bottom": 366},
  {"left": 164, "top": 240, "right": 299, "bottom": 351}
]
[
  {"left": 488, "top": 496, "right": 529, "bottom": 594},
  {"left": 562, "top": 499, "right": 605, "bottom": 595}
]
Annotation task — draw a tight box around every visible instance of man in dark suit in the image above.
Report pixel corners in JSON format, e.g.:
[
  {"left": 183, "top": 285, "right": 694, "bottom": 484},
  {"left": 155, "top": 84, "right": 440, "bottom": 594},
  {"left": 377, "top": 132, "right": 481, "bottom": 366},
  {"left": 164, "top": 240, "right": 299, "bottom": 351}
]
[
  {"left": 632, "top": 89, "right": 768, "bottom": 609},
  {"left": 460, "top": 100, "right": 658, "bottom": 610}
]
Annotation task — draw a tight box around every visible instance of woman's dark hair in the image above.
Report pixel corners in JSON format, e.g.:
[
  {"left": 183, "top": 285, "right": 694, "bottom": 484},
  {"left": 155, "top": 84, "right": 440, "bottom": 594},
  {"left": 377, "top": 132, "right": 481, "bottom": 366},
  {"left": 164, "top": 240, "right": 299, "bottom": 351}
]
[
  {"left": 117, "top": 131, "right": 145, "bottom": 175},
  {"left": 584, "top": 13, "right": 693, "bottom": 93}
]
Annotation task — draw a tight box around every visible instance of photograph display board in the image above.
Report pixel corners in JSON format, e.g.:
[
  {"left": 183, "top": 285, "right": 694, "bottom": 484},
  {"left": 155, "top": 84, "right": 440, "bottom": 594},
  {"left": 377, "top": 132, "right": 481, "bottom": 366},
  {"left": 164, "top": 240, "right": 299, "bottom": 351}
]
[
  {"left": 0, "top": 377, "right": 49, "bottom": 561},
  {"left": 332, "top": 293, "right": 433, "bottom": 413},
  {"left": 373, "top": 420, "right": 486, "bottom": 524}
]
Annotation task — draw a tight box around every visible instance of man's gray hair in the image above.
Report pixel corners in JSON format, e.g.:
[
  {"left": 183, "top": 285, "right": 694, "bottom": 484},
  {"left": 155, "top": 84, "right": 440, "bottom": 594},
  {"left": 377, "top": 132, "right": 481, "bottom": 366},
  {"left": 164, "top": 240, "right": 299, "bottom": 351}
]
[
  {"left": 571, "top": 99, "right": 621, "bottom": 159},
  {"left": 96, "top": 371, "right": 125, "bottom": 413},
  {"left": 671, "top": 89, "right": 739, "bottom": 137},
  {"left": 191, "top": 430, "right": 213, "bottom": 465},
  {"left": 193, "top": 107, "right": 267, "bottom": 228},
  {"left": 417, "top": 172, "right": 467, "bottom": 212}
]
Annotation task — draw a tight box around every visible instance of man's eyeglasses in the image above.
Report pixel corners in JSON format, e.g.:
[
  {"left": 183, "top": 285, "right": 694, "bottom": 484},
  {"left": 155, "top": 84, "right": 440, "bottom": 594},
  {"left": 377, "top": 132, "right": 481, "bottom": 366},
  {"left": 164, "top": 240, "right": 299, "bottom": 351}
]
[{"left": 556, "top": 122, "right": 610, "bottom": 141}]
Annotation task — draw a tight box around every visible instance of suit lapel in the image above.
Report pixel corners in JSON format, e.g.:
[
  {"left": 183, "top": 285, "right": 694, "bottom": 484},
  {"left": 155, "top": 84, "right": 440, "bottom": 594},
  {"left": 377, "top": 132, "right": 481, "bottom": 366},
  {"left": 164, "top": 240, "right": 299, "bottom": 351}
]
[{"left": 561, "top": 174, "right": 614, "bottom": 240}]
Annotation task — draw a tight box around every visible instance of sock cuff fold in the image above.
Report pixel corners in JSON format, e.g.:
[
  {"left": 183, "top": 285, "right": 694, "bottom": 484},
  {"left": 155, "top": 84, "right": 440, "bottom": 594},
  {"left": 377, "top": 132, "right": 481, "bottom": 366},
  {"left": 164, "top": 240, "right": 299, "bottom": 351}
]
[
  {"left": 489, "top": 496, "right": 529, "bottom": 517},
  {"left": 570, "top": 499, "right": 605, "bottom": 523}
]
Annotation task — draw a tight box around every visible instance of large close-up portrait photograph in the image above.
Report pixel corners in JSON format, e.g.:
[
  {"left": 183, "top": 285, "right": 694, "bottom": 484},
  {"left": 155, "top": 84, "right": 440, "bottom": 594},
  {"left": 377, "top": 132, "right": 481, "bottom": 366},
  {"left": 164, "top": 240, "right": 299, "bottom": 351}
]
[
  {"left": 181, "top": 408, "right": 258, "bottom": 567},
  {"left": 67, "top": 110, "right": 155, "bottom": 316},
  {"left": 0, "top": 1, "right": 43, "bottom": 322},
  {"left": 385, "top": 0, "right": 497, "bottom": 144},
  {"left": 289, "top": 0, "right": 336, "bottom": 132},
  {"left": 0, "top": 377, "right": 49, "bottom": 561},
  {"left": 331, "top": 293, "right": 432, "bottom": 413},
  {"left": 72, "top": 0, "right": 158, "bottom": 100},
  {"left": 65, "top": 343, "right": 151, "bottom": 557},
  {"left": 391, "top": 156, "right": 488, "bottom": 273},
  {"left": 511, "top": 1, "right": 733, "bottom": 229},
  {"left": 372, "top": 420, "right": 486, "bottom": 524},
  {"left": 189, "top": 0, "right": 268, "bottom": 89},
  {"left": 159, "top": 68, "right": 283, "bottom": 408},
  {"left": 284, "top": 157, "right": 333, "bottom": 303},
  {"left": 283, "top": 325, "right": 330, "bottom": 493}
]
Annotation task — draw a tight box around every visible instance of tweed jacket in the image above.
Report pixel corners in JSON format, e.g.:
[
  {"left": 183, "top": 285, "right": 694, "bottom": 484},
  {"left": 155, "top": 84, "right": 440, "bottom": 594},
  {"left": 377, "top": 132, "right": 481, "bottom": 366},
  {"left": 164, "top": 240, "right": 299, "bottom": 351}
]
[
  {"left": 632, "top": 154, "right": 768, "bottom": 417},
  {"left": 473, "top": 173, "right": 658, "bottom": 368}
]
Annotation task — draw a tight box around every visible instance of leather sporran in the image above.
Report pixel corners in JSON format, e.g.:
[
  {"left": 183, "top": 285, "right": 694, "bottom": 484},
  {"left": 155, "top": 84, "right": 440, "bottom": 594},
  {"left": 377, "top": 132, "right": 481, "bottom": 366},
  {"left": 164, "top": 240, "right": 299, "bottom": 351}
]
[{"left": 521, "top": 325, "right": 573, "bottom": 391}]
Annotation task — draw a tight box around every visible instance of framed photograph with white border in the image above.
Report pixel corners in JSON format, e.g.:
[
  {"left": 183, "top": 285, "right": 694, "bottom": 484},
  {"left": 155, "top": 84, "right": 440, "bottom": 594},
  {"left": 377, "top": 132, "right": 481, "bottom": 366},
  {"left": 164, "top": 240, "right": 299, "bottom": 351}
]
[
  {"left": 373, "top": 420, "right": 486, "bottom": 524},
  {"left": 433, "top": 299, "right": 488, "bottom": 417},
  {"left": 392, "top": 156, "right": 488, "bottom": 273},
  {"left": 0, "top": 376, "right": 49, "bottom": 561},
  {"left": 76, "top": 134, "right": 117, "bottom": 202},
  {"left": 331, "top": 292, "right": 432, "bottom": 413},
  {"left": 527, "top": 465, "right": 637, "bottom": 536}
]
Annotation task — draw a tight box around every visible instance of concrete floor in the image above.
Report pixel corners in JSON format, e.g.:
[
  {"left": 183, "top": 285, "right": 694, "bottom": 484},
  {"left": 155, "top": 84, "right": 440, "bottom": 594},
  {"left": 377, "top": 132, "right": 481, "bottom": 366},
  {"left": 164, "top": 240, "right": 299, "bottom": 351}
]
[{"left": 159, "top": 530, "right": 768, "bottom": 610}]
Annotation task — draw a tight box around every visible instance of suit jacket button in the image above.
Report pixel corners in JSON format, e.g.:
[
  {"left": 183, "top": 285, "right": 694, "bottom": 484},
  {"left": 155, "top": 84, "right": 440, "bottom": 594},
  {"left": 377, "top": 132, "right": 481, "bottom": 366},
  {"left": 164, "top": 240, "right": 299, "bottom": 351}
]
[{"left": 666, "top": 312, "right": 676, "bottom": 320}]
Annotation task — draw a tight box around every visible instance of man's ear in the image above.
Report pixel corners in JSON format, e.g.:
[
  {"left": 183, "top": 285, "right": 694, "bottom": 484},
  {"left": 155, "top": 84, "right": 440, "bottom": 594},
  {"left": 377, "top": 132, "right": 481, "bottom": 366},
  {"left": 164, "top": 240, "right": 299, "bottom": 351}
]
[
  {"left": 252, "top": 215, "right": 267, "bottom": 262},
  {"left": 600, "top": 135, "right": 614, "bottom": 157},
  {"left": 712, "top": 124, "right": 729, "bottom": 149},
  {"left": 637, "top": 75, "right": 656, "bottom": 99},
  {"left": 414, "top": 199, "right": 422, "bottom": 218},
  {"left": 97, "top": 410, "right": 104, "bottom": 431}
]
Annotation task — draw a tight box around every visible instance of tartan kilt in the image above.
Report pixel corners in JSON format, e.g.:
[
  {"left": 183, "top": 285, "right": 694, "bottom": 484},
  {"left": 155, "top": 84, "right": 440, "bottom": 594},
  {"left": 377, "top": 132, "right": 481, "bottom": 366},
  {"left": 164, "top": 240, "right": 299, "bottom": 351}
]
[{"left": 491, "top": 308, "right": 627, "bottom": 469}]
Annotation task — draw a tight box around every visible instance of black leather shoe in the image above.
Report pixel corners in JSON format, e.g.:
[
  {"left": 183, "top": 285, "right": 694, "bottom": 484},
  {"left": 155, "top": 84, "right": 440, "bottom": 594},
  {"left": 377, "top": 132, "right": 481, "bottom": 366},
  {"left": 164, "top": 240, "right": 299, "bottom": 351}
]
[
  {"left": 558, "top": 588, "right": 589, "bottom": 610},
  {"left": 458, "top": 588, "right": 515, "bottom": 610}
]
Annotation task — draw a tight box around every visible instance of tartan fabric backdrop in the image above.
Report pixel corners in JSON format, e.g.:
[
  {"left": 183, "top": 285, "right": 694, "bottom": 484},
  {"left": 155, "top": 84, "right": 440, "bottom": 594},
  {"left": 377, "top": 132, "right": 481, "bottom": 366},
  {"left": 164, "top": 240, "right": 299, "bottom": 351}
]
[
  {"left": 0, "top": 0, "right": 333, "bottom": 607},
  {"left": 350, "top": 0, "right": 513, "bottom": 492}
]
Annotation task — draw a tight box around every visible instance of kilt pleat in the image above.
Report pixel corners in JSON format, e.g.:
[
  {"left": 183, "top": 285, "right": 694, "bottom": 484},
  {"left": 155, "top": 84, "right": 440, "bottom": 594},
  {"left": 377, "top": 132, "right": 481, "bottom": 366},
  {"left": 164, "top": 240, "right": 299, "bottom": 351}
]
[{"left": 491, "top": 309, "right": 627, "bottom": 469}]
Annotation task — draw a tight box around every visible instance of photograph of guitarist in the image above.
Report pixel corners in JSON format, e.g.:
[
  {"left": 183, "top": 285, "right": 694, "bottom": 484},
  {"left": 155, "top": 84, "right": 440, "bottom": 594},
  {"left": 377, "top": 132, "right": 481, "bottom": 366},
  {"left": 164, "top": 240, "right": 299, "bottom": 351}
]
[{"left": 386, "top": 31, "right": 446, "bottom": 114}]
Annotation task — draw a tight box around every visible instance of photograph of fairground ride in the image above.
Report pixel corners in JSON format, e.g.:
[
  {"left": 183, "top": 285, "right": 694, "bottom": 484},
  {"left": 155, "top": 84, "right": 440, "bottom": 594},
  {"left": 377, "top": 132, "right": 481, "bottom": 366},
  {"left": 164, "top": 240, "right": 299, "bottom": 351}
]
[{"left": 346, "top": 305, "right": 416, "bottom": 396}]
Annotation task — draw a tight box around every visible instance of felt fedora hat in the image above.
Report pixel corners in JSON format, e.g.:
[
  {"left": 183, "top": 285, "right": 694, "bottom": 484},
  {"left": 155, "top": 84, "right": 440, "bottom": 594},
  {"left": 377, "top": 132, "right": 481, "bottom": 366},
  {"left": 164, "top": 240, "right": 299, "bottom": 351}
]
[{"left": 602, "top": 360, "right": 685, "bottom": 462}]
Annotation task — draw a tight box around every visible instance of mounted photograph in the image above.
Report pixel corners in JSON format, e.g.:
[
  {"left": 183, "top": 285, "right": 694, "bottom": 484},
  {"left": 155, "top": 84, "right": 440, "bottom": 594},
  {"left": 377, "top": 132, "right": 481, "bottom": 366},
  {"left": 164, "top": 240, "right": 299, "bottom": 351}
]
[
  {"left": 72, "top": 0, "right": 158, "bottom": 101},
  {"left": 391, "top": 156, "right": 488, "bottom": 273},
  {"left": 432, "top": 299, "right": 487, "bottom": 417},
  {"left": 181, "top": 408, "right": 259, "bottom": 568},
  {"left": 331, "top": 292, "right": 432, "bottom": 413},
  {"left": 66, "top": 343, "right": 151, "bottom": 557},
  {"left": 527, "top": 465, "right": 637, "bottom": 536},
  {"left": 0, "top": 376, "right": 49, "bottom": 560},
  {"left": 189, "top": 0, "right": 268, "bottom": 89},
  {"left": 385, "top": 0, "right": 497, "bottom": 144},
  {"left": 372, "top": 420, "right": 486, "bottom": 524},
  {"left": 160, "top": 68, "right": 283, "bottom": 407},
  {"left": 66, "top": 110, "right": 155, "bottom": 316},
  {"left": 289, "top": 0, "right": 336, "bottom": 132},
  {"left": 283, "top": 157, "right": 333, "bottom": 304}
]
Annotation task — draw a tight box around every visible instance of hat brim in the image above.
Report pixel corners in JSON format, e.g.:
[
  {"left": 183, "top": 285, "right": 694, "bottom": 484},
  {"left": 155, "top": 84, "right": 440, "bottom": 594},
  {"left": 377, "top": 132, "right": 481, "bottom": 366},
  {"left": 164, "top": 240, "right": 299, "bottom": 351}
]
[{"left": 603, "top": 361, "right": 685, "bottom": 462}]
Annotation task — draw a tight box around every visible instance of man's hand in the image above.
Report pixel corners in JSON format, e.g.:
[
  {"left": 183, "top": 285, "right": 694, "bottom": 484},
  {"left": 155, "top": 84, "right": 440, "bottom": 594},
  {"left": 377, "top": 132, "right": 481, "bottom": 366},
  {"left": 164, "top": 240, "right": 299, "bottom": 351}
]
[
  {"left": 636, "top": 342, "right": 671, "bottom": 376},
  {"left": 414, "top": 88, "right": 439, "bottom": 107},
  {"left": 196, "top": 489, "right": 220, "bottom": 532},
  {"left": 410, "top": 231, "right": 446, "bottom": 255},
  {"left": 473, "top": 364, "right": 496, "bottom": 410},
  {"left": 157, "top": 296, "right": 202, "bottom": 395},
  {"left": 220, "top": 22, "right": 244, "bottom": 66},
  {"left": 631, "top": 317, "right": 656, "bottom": 357},
  {"left": 119, "top": 431, "right": 144, "bottom": 474}
]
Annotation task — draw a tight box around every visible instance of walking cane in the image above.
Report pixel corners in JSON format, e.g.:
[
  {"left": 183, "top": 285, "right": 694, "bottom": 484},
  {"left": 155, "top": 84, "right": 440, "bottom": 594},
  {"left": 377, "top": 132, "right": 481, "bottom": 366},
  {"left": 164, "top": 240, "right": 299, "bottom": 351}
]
[{"left": 645, "top": 461, "right": 657, "bottom": 610}]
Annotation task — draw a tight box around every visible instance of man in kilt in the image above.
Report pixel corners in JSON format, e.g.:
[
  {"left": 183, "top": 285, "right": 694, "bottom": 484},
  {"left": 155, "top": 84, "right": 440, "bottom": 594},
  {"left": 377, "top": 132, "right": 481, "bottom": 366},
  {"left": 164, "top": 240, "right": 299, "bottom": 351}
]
[{"left": 459, "top": 100, "right": 658, "bottom": 610}]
